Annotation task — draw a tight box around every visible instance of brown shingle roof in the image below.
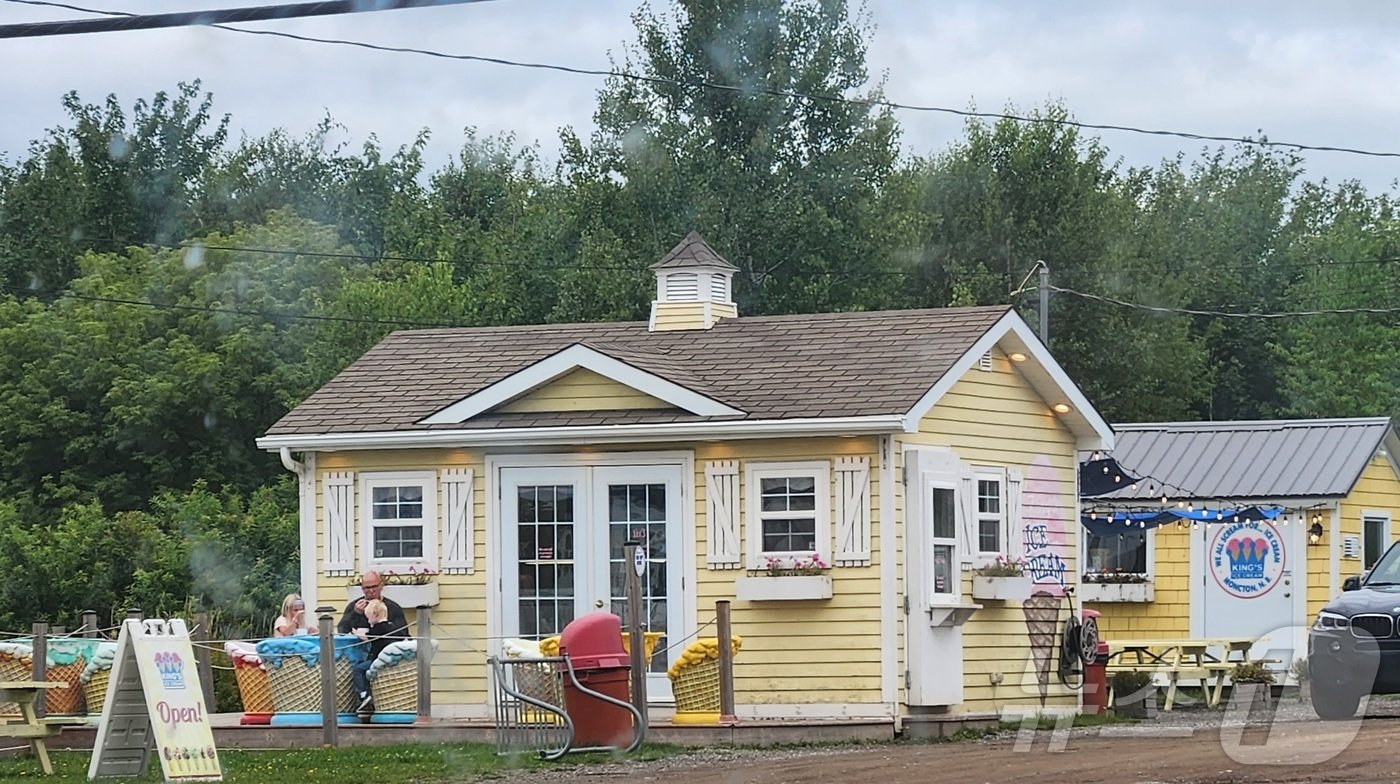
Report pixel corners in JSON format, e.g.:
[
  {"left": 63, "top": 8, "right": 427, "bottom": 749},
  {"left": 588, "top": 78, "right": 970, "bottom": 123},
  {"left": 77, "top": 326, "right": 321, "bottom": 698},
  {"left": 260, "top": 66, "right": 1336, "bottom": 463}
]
[
  {"left": 264, "top": 305, "right": 1011, "bottom": 436},
  {"left": 648, "top": 231, "right": 740, "bottom": 271}
]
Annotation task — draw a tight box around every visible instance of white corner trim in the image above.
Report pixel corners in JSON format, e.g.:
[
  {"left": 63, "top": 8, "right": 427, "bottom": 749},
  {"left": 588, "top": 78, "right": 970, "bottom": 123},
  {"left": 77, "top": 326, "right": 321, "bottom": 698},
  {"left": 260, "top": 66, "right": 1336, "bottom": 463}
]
[
  {"left": 878, "top": 435, "right": 897, "bottom": 707},
  {"left": 900, "top": 311, "right": 1115, "bottom": 451},
  {"left": 298, "top": 451, "right": 318, "bottom": 612},
  {"left": 419, "top": 343, "right": 743, "bottom": 424}
]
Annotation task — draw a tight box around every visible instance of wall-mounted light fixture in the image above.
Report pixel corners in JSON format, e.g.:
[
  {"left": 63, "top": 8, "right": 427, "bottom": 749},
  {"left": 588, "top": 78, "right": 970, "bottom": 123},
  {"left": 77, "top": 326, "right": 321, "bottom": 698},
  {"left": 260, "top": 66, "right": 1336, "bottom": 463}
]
[
  {"left": 1052, "top": 403, "right": 1072, "bottom": 414},
  {"left": 1309, "top": 522, "right": 1325, "bottom": 546},
  {"left": 1009, "top": 352, "right": 1028, "bottom": 363}
]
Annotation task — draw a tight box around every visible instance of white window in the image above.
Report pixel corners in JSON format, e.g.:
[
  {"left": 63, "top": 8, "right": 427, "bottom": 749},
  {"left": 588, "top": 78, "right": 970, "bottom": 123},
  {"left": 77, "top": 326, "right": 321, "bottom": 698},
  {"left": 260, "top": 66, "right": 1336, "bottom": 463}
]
[
  {"left": 1363, "top": 512, "right": 1392, "bottom": 570},
  {"left": 1085, "top": 528, "right": 1153, "bottom": 577},
  {"left": 360, "top": 471, "right": 437, "bottom": 572},
  {"left": 929, "top": 484, "right": 958, "bottom": 598},
  {"left": 975, "top": 469, "right": 1006, "bottom": 555},
  {"left": 746, "top": 461, "right": 830, "bottom": 568}
]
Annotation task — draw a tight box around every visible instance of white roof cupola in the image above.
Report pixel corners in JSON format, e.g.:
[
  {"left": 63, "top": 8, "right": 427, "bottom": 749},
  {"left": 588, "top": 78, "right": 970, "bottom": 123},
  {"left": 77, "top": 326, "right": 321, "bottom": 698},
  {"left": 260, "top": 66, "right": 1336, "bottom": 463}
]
[{"left": 648, "top": 231, "right": 739, "bottom": 332}]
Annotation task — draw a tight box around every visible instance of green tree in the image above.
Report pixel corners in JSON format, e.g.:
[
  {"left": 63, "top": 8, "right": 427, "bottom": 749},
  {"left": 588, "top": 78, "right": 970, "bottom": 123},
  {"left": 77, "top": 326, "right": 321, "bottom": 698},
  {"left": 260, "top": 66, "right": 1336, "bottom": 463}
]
[{"left": 559, "top": 0, "right": 911, "bottom": 318}]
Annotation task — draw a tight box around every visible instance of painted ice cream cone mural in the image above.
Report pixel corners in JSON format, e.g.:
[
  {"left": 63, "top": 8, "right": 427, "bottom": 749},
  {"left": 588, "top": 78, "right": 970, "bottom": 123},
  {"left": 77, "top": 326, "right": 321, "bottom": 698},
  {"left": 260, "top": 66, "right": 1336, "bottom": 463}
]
[
  {"left": 1019, "top": 456, "right": 1073, "bottom": 702},
  {"left": 1022, "top": 591, "right": 1062, "bottom": 705}
]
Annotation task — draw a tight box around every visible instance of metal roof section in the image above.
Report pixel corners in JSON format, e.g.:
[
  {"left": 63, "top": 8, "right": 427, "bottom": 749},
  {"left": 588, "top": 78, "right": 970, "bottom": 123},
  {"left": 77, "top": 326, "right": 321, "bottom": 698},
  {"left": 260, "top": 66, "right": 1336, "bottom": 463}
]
[{"left": 1093, "top": 417, "right": 1397, "bottom": 501}]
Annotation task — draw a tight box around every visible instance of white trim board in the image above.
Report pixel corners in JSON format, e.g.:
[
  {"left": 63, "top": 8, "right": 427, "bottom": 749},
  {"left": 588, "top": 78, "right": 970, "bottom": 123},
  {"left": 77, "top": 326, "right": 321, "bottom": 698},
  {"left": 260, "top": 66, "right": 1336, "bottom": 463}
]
[
  {"left": 257, "top": 415, "right": 907, "bottom": 452},
  {"left": 900, "top": 310, "right": 1114, "bottom": 451},
  {"left": 420, "top": 343, "right": 743, "bottom": 424}
]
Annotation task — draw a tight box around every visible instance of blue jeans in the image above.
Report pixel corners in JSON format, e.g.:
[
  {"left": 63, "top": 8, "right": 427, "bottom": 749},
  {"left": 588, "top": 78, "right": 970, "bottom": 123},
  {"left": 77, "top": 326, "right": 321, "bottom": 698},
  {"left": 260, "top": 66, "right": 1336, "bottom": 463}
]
[{"left": 352, "top": 660, "right": 374, "bottom": 700}]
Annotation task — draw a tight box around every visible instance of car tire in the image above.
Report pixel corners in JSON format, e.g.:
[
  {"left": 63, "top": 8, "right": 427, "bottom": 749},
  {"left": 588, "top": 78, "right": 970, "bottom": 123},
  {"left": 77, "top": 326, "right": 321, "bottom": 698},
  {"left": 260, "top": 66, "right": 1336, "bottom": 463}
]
[{"left": 1311, "top": 685, "right": 1360, "bottom": 720}]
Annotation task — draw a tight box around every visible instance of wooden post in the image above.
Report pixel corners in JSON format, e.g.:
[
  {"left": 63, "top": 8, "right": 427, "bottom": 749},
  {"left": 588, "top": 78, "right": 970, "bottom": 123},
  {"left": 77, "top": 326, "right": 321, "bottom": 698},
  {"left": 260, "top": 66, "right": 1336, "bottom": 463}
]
[
  {"left": 31, "top": 622, "right": 47, "bottom": 719},
  {"left": 52, "top": 625, "right": 66, "bottom": 637},
  {"left": 194, "top": 611, "right": 216, "bottom": 712},
  {"left": 125, "top": 608, "right": 143, "bottom": 622},
  {"left": 80, "top": 610, "right": 98, "bottom": 638},
  {"left": 317, "top": 607, "right": 338, "bottom": 746},
  {"left": 624, "top": 541, "right": 649, "bottom": 727},
  {"left": 415, "top": 605, "right": 433, "bottom": 720},
  {"left": 717, "top": 600, "right": 737, "bottom": 724}
]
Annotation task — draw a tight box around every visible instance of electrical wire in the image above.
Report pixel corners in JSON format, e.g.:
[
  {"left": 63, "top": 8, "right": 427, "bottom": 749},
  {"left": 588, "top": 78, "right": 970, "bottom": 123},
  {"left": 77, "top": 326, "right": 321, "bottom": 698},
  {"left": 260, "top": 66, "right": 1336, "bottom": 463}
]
[
  {"left": 0, "top": 0, "right": 497, "bottom": 38},
  {"left": 1050, "top": 284, "right": 1400, "bottom": 318},
  {"left": 5, "top": 0, "right": 1400, "bottom": 161}
]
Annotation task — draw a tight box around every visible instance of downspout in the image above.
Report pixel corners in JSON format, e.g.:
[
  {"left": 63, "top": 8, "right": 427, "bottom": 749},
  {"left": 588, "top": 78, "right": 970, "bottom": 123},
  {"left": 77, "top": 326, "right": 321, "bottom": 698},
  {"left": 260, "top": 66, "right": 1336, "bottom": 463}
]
[
  {"left": 280, "top": 446, "right": 304, "bottom": 475},
  {"left": 279, "top": 447, "right": 317, "bottom": 614}
]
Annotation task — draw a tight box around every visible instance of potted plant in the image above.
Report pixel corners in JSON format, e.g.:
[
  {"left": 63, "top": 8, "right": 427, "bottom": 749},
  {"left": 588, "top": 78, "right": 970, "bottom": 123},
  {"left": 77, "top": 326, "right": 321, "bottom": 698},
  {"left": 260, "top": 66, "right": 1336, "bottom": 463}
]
[
  {"left": 735, "top": 553, "right": 833, "bottom": 601},
  {"left": 970, "top": 554, "right": 1032, "bottom": 601},
  {"left": 1079, "top": 569, "right": 1154, "bottom": 603},
  {"left": 1111, "top": 669, "right": 1157, "bottom": 720},
  {"left": 347, "top": 565, "right": 440, "bottom": 607},
  {"left": 1230, "top": 662, "right": 1277, "bottom": 718}
]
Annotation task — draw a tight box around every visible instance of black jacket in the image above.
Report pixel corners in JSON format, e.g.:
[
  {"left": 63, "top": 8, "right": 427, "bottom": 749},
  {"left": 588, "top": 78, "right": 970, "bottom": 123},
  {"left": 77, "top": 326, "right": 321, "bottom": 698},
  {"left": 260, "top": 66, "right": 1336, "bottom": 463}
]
[{"left": 337, "top": 595, "right": 409, "bottom": 636}]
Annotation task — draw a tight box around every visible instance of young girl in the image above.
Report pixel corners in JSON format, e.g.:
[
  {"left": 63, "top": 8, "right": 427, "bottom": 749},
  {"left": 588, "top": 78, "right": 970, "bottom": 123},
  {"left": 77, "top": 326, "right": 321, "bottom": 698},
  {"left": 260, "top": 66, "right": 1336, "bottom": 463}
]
[{"left": 272, "top": 593, "right": 307, "bottom": 637}]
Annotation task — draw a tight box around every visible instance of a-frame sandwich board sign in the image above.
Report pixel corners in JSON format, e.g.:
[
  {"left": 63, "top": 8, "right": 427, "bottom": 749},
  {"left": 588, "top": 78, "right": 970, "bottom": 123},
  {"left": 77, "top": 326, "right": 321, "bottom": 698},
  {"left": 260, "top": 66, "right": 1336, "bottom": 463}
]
[{"left": 88, "top": 618, "right": 222, "bottom": 782}]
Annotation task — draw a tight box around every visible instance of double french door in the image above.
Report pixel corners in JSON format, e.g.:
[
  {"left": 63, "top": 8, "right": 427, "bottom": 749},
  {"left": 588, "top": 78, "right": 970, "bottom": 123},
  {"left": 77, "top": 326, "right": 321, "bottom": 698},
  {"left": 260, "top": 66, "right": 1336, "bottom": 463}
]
[{"left": 500, "top": 464, "right": 685, "bottom": 700}]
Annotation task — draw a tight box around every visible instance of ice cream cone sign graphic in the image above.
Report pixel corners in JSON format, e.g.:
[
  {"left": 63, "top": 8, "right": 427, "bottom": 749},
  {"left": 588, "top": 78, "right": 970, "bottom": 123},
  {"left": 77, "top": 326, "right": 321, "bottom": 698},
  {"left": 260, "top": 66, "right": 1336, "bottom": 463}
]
[{"left": 1019, "top": 456, "right": 1073, "bottom": 703}]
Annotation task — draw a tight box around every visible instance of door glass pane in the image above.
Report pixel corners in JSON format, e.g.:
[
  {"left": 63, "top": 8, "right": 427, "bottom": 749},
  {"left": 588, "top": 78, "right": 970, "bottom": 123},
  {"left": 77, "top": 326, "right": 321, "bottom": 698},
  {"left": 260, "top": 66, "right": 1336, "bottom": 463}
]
[
  {"left": 517, "top": 484, "right": 576, "bottom": 639},
  {"left": 608, "top": 482, "right": 669, "bottom": 673}
]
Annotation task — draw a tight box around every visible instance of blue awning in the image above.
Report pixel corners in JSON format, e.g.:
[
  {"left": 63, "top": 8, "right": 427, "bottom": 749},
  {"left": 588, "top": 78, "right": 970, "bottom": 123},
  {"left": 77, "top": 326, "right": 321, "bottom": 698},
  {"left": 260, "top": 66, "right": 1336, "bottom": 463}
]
[{"left": 1080, "top": 506, "right": 1283, "bottom": 537}]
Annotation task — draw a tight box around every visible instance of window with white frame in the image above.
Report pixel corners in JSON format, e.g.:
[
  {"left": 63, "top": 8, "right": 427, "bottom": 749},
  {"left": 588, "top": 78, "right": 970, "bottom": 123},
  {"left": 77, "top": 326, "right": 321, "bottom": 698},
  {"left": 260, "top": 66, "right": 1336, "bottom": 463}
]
[
  {"left": 361, "top": 471, "right": 437, "bottom": 570},
  {"left": 746, "top": 462, "right": 830, "bottom": 567},
  {"left": 1364, "top": 513, "right": 1391, "bottom": 570},
  {"left": 930, "top": 485, "right": 958, "bottom": 597},
  {"left": 975, "top": 470, "right": 1006, "bottom": 554}
]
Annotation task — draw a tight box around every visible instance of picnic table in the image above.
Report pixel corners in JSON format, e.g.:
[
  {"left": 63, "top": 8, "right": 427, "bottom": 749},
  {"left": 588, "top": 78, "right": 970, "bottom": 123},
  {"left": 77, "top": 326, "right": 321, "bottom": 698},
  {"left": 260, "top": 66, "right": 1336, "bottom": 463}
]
[
  {"left": 1105, "top": 638, "right": 1265, "bottom": 711},
  {"left": 0, "top": 681, "right": 68, "bottom": 775}
]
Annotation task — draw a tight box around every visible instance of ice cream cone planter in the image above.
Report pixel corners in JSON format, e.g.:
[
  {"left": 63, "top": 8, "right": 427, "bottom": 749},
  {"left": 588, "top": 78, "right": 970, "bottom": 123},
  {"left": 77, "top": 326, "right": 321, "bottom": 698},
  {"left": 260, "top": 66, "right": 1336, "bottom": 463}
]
[
  {"left": 226, "top": 641, "right": 274, "bottom": 724},
  {"left": 80, "top": 642, "right": 117, "bottom": 716},
  {"left": 365, "top": 639, "right": 438, "bottom": 723},
  {"left": 0, "top": 642, "right": 32, "bottom": 716},
  {"left": 255, "top": 634, "right": 367, "bottom": 725},
  {"left": 667, "top": 636, "right": 741, "bottom": 725},
  {"left": 42, "top": 638, "right": 100, "bottom": 715}
]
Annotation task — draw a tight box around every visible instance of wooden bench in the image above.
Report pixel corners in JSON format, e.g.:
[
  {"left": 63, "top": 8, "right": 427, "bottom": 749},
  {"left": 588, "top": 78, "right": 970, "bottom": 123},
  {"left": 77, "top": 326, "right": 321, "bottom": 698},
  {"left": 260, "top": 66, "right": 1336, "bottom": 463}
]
[{"left": 0, "top": 681, "right": 67, "bottom": 775}]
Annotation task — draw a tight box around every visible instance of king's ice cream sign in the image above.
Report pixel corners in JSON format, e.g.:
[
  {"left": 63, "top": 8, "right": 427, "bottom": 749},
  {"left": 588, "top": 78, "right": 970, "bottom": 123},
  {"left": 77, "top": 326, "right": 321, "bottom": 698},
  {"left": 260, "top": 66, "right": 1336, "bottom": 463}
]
[{"left": 1210, "top": 520, "right": 1285, "bottom": 598}]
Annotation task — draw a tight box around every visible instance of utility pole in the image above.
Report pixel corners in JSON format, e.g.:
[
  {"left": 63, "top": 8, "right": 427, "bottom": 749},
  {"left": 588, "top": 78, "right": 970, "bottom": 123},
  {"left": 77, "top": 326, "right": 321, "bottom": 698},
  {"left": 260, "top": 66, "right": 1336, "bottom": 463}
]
[{"left": 1037, "top": 261, "right": 1050, "bottom": 346}]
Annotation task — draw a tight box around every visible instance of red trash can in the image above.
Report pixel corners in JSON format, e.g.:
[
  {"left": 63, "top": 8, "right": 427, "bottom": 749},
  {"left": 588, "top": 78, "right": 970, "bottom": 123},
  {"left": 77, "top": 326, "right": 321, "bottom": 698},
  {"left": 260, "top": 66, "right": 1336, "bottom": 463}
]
[
  {"left": 558, "top": 612, "right": 634, "bottom": 747},
  {"left": 1081, "top": 609, "right": 1108, "bottom": 715}
]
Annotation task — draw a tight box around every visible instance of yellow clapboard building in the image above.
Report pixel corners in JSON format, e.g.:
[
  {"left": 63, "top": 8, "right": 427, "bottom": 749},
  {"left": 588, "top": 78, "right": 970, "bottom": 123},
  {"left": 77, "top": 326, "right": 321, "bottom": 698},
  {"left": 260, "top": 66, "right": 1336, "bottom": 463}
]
[{"left": 257, "top": 232, "right": 1115, "bottom": 727}]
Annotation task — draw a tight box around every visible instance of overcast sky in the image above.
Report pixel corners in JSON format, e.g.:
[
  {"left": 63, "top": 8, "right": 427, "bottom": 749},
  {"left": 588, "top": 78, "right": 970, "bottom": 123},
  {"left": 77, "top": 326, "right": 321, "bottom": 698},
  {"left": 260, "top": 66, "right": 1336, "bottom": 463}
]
[{"left": 3, "top": 0, "right": 1400, "bottom": 194}]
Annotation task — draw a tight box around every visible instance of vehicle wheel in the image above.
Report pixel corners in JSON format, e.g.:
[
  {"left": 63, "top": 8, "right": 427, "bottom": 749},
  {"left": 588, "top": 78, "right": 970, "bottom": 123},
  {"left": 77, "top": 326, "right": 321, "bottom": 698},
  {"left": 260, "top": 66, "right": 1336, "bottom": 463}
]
[{"left": 1311, "top": 685, "right": 1360, "bottom": 720}]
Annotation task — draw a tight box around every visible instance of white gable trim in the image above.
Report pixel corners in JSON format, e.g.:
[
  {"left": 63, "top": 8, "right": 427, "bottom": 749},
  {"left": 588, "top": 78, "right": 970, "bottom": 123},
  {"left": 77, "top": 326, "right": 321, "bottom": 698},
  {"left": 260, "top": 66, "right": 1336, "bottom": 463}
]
[
  {"left": 420, "top": 343, "right": 743, "bottom": 425},
  {"left": 900, "top": 311, "right": 1114, "bottom": 451}
]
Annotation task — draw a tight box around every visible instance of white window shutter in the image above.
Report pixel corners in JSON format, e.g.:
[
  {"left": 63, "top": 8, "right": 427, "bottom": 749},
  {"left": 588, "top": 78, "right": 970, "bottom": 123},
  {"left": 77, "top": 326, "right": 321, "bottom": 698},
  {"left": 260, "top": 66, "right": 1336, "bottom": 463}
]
[
  {"left": 834, "top": 457, "right": 871, "bottom": 566},
  {"left": 323, "top": 471, "right": 355, "bottom": 576},
  {"left": 705, "top": 460, "right": 741, "bottom": 568},
  {"left": 958, "top": 466, "right": 976, "bottom": 564},
  {"left": 441, "top": 468, "right": 475, "bottom": 574},
  {"left": 1006, "top": 467, "right": 1024, "bottom": 558}
]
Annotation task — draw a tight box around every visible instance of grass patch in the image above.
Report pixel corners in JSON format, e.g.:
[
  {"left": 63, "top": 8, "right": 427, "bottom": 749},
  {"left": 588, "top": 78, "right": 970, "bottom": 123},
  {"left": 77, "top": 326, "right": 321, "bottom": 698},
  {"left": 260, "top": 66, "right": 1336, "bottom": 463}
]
[{"left": 0, "top": 741, "right": 697, "bottom": 783}]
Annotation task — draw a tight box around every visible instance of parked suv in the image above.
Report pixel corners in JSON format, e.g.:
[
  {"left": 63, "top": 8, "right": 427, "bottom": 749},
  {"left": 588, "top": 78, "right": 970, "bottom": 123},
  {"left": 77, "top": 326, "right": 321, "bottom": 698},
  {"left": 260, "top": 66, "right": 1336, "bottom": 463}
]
[{"left": 1309, "top": 544, "right": 1400, "bottom": 719}]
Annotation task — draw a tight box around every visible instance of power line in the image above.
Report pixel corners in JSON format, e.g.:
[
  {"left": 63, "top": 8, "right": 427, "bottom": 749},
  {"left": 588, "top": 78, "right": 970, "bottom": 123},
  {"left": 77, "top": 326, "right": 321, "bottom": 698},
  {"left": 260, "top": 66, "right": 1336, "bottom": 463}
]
[
  {"left": 1050, "top": 284, "right": 1400, "bottom": 319},
  {"left": 7, "top": 0, "right": 1400, "bottom": 162},
  {"left": 0, "top": 0, "right": 496, "bottom": 38}
]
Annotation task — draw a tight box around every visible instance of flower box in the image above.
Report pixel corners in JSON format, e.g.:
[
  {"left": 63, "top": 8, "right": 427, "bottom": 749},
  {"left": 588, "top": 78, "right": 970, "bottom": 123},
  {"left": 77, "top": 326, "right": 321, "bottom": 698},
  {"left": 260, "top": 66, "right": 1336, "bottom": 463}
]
[
  {"left": 734, "top": 575, "right": 833, "bottom": 602},
  {"left": 970, "top": 575, "right": 1033, "bottom": 601},
  {"left": 1079, "top": 581, "right": 1154, "bottom": 603},
  {"left": 348, "top": 582, "right": 439, "bottom": 608}
]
